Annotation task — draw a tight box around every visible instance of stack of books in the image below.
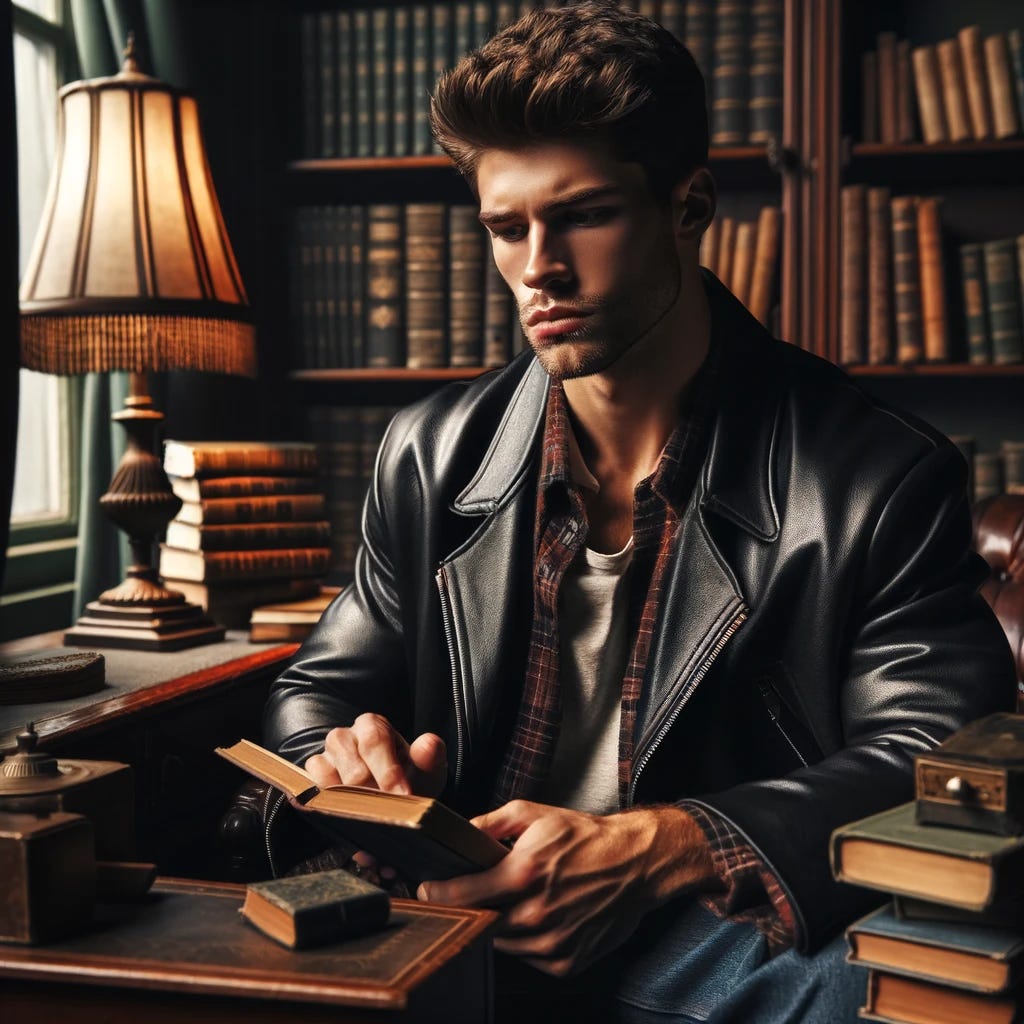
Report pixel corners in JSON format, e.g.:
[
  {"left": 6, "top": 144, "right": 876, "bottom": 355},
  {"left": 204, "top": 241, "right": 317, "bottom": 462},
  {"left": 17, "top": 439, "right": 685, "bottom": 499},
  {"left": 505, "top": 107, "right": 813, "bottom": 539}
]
[
  {"left": 158, "top": 441, "right": 332, "bottom": 628},
  {"left": 249, "top": 586, "right": 342, "bottom": 643},
  {"left": 832, "top": 713, "right": 1024, "bottom": 1023}
]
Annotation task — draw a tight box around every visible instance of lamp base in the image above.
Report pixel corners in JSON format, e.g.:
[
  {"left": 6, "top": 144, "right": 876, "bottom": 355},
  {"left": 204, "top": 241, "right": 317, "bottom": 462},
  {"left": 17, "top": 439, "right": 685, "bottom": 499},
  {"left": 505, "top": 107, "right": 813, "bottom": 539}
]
[{"left": 65, "top": 597, "right": 225, "bottom": 652}]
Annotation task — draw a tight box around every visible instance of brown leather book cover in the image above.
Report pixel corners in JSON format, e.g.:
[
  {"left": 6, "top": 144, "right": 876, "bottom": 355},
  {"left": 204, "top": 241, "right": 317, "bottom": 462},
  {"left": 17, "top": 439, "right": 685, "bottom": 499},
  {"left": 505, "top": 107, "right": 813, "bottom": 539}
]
[
  {"left": 896, "top": 39, "right": 915, "bottom": 143},
  {"left": 405, "top": 203, "right": 447, "bottom": 370},
  {"left": 731, "top": 221, "right": 757, "bottom": 307},
  {"left": 958, "top": 25, "right": 994, "bottom": 140},
  {"left": 701, "top": 216, "right": 721, "bottom": 278},
  {"left": 867, "top": 187, "right": 893, "bottom": 365},
  {"left": 840, "top": 185, "right": 867, "bottom": 365},
  {"left": 891, "top": 195, "right": 924, "bottom": 364},
  {"left": 911, "top": 45, "right": 948, "bottom": 144},
  {"left": 936, "top": 39, "right": 972, "bottom": 143},
  {"left": 985, "top": 33, "right": 1022, "bottom": 140},
  {"left": 916, "top": 197, "right": 949, "bottom": 362},
  {"left": 877, "top": 32, "right": 899, "bottom": 143},
  {"left": 748, "top": 206, "right": 781, "bottom": 326},
  {"left": 717, "top": 216, "right": 737, "bottom": 292}
]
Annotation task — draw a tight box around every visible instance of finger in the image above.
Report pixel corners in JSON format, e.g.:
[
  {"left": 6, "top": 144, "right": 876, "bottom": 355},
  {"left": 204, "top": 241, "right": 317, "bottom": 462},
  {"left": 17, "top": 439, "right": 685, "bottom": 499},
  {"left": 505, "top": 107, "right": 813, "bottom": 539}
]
[
  {"left": 303, "top": 752, "right": 341, "bottom": 787},
  {"left": 418, "top": 847, "right": 541, "bottom": 908},
  {"left": 408, "top": 733, "right": 447, "bottom": 796},
  {"left": 323, "top": 728, "right": 378, "bottom": 788},
  {"left": 350, "top": 713, "right": 415, "bottom": 794},
  {"left": 470, "top": 799, "right": 545, "bottom": 841}
]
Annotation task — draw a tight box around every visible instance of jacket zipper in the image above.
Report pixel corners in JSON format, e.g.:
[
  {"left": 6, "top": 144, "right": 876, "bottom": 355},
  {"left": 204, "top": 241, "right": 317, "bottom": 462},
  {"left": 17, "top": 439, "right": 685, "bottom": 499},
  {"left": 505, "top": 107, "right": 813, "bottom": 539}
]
[
  {"left": 757, "top": 680, "right": 810, "bottom": 768},
  {"left": 436, "top": 564, "right": 467, "bottom": 791},
  {"left": 629, "top": 606, "right": 748, "bottom": 805},
  {"left": 262, "top": 785, "right": 287, "bottom": 878}
]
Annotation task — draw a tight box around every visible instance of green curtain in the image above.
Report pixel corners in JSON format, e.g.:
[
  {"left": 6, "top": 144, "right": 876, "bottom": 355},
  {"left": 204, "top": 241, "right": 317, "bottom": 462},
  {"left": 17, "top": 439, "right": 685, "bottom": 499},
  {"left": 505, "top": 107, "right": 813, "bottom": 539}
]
[{"left": 67, "top": 0, "right": 191, "bottom": 616}]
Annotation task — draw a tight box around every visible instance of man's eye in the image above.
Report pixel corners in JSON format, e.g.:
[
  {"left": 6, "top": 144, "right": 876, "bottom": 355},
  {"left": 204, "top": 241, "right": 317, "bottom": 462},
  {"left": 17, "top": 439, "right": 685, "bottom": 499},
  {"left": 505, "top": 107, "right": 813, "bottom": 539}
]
[
  {"left": 564, "top": 208, "right": 613, "bottom": 227},
  {"left": 491, "top": 225, "right": 526, "bottom": 242}
]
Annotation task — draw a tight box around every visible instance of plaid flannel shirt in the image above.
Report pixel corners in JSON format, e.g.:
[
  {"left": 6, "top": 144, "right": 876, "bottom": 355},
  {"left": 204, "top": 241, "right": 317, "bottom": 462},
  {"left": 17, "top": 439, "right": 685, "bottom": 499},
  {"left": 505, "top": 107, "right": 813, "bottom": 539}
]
[{"left": 491, "top": 344, "right": 796, "bottom": 955}]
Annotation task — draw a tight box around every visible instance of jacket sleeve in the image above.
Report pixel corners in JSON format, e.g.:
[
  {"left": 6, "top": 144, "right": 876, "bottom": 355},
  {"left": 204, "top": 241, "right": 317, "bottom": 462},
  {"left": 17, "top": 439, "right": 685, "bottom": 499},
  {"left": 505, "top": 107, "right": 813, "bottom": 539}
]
[
  {"left": 691, "top": 441, "right": 1017, "bottom": 953},
  {"left": 263, "top": 414, "right": 412, "bottom": 768}
]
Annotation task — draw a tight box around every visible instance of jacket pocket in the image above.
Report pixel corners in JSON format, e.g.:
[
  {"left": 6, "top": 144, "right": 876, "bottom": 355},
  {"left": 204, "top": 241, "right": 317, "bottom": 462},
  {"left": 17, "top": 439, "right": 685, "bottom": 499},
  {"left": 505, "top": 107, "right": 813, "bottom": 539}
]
[{"left": 755, "top": 674, "right": 822, "bottom": 768}]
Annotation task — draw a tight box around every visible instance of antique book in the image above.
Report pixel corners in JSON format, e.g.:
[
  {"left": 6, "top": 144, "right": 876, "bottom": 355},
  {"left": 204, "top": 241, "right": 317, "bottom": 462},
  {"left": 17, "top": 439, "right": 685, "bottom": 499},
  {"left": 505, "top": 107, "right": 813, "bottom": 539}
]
[
  {"left": 748, "top": 0, "right": 783, "bottom": 145},
  {"left": 159, "top": 545, "right": 331, "bottom": 583},
  {"left": 336, "top": 9, "right": 354, "bottom": 157},
  {"left": 860, "top": 969, "right": 1021, "bottom": 1024},
  {"left": 216, "top": 739, "right": 508, "bottom": 883},
  {"left": 867, "top": 186, "right": 893, "bottom": 364},
  {"left": 974, "top": 452, "right": 1006, "bottom": 503},
  {"left": 877, "top": 32, "right": 900, "bottom": 144},
  {"left": 717, "top": 216, "right": 738, "bottom": 291},
  {"left": 241, "top": 869, "right": 390, "bottom": 949},
  {"left": 165, "top": 577, "right": 321, "bottom": 629},
  {"left": 165, "top": 519, "right": 331, "bottom": 553},
  {"left": 411, "top": 5, "right": 432, "bottom": 155},
  {"left": 430, "top": 2, "right": 453, "bottom": 156},
  {"left": 839, "top": 184, "right": 867, "bottom": 365},
  {"left": 1010, "top": 31, "right": 1024, "bottom": 137},
  {"left": 916, "top": 196, "right": 949, "bottom": 362},
  {"left": 983, "top": 239, "right": 1023, "bottom": 365},
  {"left": 862, "top": 50, "right": 879, "bottom": 143},
  {"left": 173, "top": 493, "right": 326, "bottom": 526},
  {"left": 391, "top": 4, "right": 411, "bottom": 158},
  {"left": 371, "top": 6, "right": 392, "bottom": 157},
  {"left": 959, "top": 25, "right": 994, "bottom": 139},
  {"left": 985, "top": 33, "right": 1022, "bottom": 140},
  {"left": 1003, "top": 440, "right": 1024, "bottom": 495},
  {"left": 748, "top": 205, "right": 781, "bottom": 326},
  {"left": 349, "top": 204, "right": 367, "bottom": 366},
  {"left": 318, "top": 11, "right": 337, "bottom": 159},
  {"left": 936, "top": 38, "right": 972, "bottom": 143},
  {"left": 891, "top": 195, "right": 924, "bottom": 364},
  {"left": 366, "top": 203, "right": 405, "bottom": 367},
  {"left": 169, "top": 474, "right": 318, "bottom": 504},
  {"left": 298, "top": 13, "right": 319, "bottom": 159},
  {"left": 896, "top": 39, "right": 914, "bottom": 143},
  {"left": 448, "top": 205, "right": 485, "bottom": 367},
  {"left": 472, "top": 0, "right": 493, "bottom": 49},
  {"left": 894, "top": 893, "right": 1024, "bottom": 931},
  {"left": 730, "top": 220, "right": 757, "bottom": 307},
  {"left": 916, "top": 712, "right": 1024, "bottom": 835},
  {"left": 163, "top": 441, "right": 319, "bottom": 479},
  {"left": 353, "top": 8, "right": 372, "bottom": 159},
  {"left": 659, "top": 0, "right": 685, "bottom": 44},
  {"left": 848, "top": 903, "right": 1024, "bottom": 994},
  {"left": 911, "top": 44, "right": 947, "bottom": 144},
  {"left": 249, "top": 586, "right": 343, "bottom": 643},
  {"left": 710, "top": 1, "right": 750, "bottom": 146},
  {"left": 405, "top": 203, "right": 447, "bottom": 369},
  {"left": 830, "top": 801, "right": 1024, "bottom": 912},
  {"left": 961, "top": 242, "right": 991, "bottom": 364},
  {"left": 684, "top": 0, "right": 713, "bottom": 85}
]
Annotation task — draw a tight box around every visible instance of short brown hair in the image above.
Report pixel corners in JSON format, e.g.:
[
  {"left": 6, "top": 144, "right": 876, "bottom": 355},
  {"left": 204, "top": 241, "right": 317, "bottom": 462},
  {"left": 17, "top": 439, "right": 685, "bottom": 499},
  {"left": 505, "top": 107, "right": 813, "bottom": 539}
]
[{"left": 430, "top": 1, "right": 708, "bottom": 200}]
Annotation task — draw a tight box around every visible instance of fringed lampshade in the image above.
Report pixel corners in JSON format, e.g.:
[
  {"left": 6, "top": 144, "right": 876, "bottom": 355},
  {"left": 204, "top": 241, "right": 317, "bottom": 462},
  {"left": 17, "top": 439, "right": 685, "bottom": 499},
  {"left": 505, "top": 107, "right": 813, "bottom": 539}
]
[{"left": 18, "top": 36, "right": 255, "bottom": 651}]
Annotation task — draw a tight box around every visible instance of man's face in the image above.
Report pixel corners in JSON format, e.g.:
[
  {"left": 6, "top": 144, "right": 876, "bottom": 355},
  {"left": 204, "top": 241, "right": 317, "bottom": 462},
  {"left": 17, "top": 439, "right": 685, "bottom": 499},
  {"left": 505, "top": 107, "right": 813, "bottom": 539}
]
[{"left": 476, "top": 140, "right": 684, "bottom": 381}]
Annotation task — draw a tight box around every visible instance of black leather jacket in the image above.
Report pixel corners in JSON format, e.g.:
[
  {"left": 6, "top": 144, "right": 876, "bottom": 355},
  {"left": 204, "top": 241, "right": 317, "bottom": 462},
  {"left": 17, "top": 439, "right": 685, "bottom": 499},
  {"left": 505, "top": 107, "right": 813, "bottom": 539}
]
[{"left": 265, "top": 274, "right": 1015, "bottom": 952}]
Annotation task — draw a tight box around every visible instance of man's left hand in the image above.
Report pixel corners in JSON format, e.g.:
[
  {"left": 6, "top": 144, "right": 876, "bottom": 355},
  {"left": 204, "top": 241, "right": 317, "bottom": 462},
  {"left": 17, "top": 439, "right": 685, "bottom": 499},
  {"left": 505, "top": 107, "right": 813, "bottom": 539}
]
[{"left": 416, "top": 799, "right": 719, "bottom": 976}]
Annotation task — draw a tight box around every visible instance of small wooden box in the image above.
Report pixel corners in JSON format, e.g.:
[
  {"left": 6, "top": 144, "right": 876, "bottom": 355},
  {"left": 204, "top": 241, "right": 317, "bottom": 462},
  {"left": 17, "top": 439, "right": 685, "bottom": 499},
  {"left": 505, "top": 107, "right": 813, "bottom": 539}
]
[{"left": 916, "top": 713, "right": 1024, "bottom": 835}]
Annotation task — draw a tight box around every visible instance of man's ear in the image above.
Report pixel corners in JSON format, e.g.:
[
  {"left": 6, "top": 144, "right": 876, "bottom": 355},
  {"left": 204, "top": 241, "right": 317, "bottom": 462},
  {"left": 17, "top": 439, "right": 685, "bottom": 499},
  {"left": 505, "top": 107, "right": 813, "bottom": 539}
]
[{"left": 673, "top": 168, "right": 716, "bottom": 243}]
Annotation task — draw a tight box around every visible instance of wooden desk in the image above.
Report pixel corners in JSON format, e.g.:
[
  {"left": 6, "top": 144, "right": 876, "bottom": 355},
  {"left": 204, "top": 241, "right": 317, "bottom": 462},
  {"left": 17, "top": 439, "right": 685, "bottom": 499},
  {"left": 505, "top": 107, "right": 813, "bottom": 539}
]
[
  {"left": 0, "top": 878, "right": 496, "bottom": 1023},
  {"left": 0, "top": 633, "right": 298, "bottom": 876}
]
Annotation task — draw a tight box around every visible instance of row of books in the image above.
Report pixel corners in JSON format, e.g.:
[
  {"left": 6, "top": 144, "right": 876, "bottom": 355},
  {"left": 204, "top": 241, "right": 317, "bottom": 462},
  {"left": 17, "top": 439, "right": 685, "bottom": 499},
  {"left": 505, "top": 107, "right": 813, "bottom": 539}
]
[
  {"left": 157, "top": 441, "right": 332, "bottom": 628},
  {"left": 839, "top": 188, "right": 1024, "bottom": 366},
  {"left": 290, "top": 204, "right": 523, "bottom": 372},
  {"left": 861, "top": 25, "right": 1024, "bottom": 145},
  {"left": 293, "top": 0, "right": 784, "bottom": 161},
  {"left": 699, "top": 206, "right": 780, "bottom": 326},
  {"left": 964, "top": 439, "right": 1024, "bottom": 505},
  {"left": 307, "top": 406, "right": 400, "bottom": 579},
  {"left": 832, "top": 716, "right": 1024, "bottom": 1024}
]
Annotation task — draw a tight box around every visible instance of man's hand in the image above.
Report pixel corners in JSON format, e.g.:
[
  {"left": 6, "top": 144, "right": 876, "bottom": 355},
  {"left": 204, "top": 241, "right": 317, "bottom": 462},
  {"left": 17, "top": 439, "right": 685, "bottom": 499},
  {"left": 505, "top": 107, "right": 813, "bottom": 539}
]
[
  {"left": 416, "top": 800, "right": 719, "bottom": 977},
  {"left": 303, "top": 713, "right": 447, "bottom": 797}
]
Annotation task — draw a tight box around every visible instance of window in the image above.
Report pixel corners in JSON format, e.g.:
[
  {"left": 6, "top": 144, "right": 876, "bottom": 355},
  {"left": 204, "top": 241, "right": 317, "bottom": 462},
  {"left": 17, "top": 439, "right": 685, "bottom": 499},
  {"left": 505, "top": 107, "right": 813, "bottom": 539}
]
[{"left": 3, "top": 1, "right": 78, "bottom": 639}]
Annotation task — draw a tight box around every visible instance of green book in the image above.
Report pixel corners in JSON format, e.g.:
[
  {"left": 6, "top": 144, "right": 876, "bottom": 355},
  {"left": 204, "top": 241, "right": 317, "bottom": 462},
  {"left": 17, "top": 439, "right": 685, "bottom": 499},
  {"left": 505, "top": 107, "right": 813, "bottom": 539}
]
[
  {"left": 472, "top": 0, "right": 493, "bottom": 49},
  {"left": 983, "top": 238, "right": 1024, "bottom": 365},
  {"left": 412, "top": 5, "right": 433, "bottom": 156},
  {"left": 336, "top": 10, "right": 354, "bottom": 158},
  {"left": 241, "top": 868, "right": 390, "bottom": 950},
  {"left": 353, "top": 9, "right": 373, "bottom": 158},
  {"left": 961, "top": 242, "right": 991, "bottom": 365},
  {"left": 430, "top": 3, "right": 453, "bottom": 156},
  {"left": 371, "top": 6, "right": 393, "bottom": 157},
  {"left": 299, "top": 13, "right": 319, "bottom": 159},
  {"left": 349, "top": 205, "right": 367, "bottom": 367},
  {"left": 392, "top": 5, "right": 411, "bottom": 158},
  {"left": 831, "top": 801, "right": 1024, "bottom": 913},
  {"left": 318, "top": 11, "right": 337, "bottom": 158}
]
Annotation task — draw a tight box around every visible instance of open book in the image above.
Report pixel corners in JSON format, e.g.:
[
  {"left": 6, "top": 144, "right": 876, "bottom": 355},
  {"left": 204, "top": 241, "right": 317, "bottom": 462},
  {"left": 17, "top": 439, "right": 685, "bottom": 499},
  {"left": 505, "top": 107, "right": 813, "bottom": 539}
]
[{"left": 216, "top": 739, "right": 507, "bottom": 883}]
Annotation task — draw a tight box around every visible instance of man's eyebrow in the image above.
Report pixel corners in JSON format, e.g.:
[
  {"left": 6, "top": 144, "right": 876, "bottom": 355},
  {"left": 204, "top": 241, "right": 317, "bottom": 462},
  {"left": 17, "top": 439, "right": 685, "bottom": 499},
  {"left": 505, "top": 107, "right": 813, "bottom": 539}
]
[{"left": 478, "top": 185, "right": 624, "bottom": 226}]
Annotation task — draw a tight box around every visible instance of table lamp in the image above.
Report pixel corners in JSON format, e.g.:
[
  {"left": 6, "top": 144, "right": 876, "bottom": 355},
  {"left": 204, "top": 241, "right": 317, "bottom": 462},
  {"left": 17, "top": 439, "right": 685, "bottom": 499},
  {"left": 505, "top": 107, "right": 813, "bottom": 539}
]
[{"left": 18, "top": 35, "right": 256, "bottom": 651}]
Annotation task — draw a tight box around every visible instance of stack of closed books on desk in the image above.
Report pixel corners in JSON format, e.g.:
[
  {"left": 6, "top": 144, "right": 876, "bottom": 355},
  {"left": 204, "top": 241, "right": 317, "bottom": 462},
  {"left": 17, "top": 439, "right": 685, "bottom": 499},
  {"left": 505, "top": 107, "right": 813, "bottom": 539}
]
[
  {"left": 159, "top": 441, "right": 332, "bottom": 627},
  {"left": 249, "top": 586, "right": 342, "bottom": 643},
  {"left": 831, "top": 713, "right": 1024, "bottom": 1024}
]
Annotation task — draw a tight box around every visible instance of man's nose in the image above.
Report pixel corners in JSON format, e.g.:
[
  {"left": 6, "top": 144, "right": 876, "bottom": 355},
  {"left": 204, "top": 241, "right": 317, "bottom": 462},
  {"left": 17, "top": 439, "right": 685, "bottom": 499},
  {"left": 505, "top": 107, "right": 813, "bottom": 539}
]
[{"left": 521, "top": 226, "right": 573, "bottom": 291}]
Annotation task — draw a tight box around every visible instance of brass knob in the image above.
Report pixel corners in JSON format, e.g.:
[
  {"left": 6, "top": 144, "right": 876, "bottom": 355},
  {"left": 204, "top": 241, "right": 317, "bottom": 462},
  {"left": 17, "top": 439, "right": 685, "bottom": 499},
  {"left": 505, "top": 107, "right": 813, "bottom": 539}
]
[{"left": 0, "top": 723, "right": 60, "bottom": 780}]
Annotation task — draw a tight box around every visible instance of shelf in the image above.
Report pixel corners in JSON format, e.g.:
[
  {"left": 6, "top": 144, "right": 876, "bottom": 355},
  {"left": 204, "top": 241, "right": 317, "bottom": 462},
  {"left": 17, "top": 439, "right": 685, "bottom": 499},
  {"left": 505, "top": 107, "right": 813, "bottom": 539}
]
[
  {"left": 290, "top": 367, "right": 493, "bottom": 382},
  {"left": 844, "top": 139, "right": 1024, "bottom": 187},
  {"left": 847, "top": 363, "right": 1024, "bottom": 377}
]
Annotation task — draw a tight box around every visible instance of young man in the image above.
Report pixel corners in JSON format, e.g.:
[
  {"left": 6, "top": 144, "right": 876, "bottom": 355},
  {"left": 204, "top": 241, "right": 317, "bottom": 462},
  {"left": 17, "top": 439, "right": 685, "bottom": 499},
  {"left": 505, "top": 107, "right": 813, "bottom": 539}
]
[{"left": 265, "top": 4, "right": 1014, "bottom": 1020}]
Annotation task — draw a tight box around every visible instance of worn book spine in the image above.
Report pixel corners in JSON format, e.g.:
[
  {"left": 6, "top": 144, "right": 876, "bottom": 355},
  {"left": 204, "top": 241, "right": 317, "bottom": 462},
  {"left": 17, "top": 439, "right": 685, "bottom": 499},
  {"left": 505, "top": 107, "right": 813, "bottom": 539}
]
[
  {"left": 917, "top": 197, "right": 949, "bottom": 362},
  {"left": 318, "top": 12, "right": 337, "bottom": 158},
  {"left": 321, "top": 207, "right": 340, "bottom": 367},
  {"left": 896, "top": 39, "right": 914, "bottom": 143},
  {"left": 165, "top": 577, "right": 320, "bottom": 627},
  {"left": 684, "top": 0, "right": 713, "bottom": 87},
  {"left": 936, "top": 38, "right": 971, "bottom": 143},
  {"left": 391, "top": 5, "right": 411, "bottom": 158},
  {"left": 1003, "top": 440, "right": 1024, "bottom": 495},
  {"left": 308, "top": 405, "right": 361, "bottom": 577},
  {"left": 349, "top": 205, "right": 367, "bottom": 367},
  {"left": 983, "top": 239, "right": 1024, "bottom": 365},
  {"left": 454, "top": 2, "right": 473, "bottom": 63},
  {"left": 718, "top": 216, "right": 737, "bottom": 291},
  {"left": 891, "top": 195, "right": 924, "bottom": 364},
  {"left": 986, "top": 33, "right": 1022, "bottom": 140},
  {"left": 974, "top": 451, "right": 1005, "bottom": 502},
  {"left": 333, "top": 205, "right": 351, "bottom": 367},
  {"left": 353, "top": 9, "right": 373, "bottom": 159},
  {"left": 159, "top": 546, "right": 332, "bottom": 583},
  {"left": 405, "top": 203, "right": 448, "bottom": 369},
  {"left": 299, "top": 13, "right": 319, "bottom": 158},
  {"left": 366, "top": 204, "right": 405, "bottom": 368},
  {"left": 840, "top": 184, "right": 867, "bottom": 365},
  {"left": 484, "top": 252, "right": 514, "bottom": 367},
  {"left": 711, "top": 1, "right": 750, "bottom": 146},
  {"left": 166, "top": 520, "right": 332, "bottom": 553},
  {"left": 163, "top": 443, "right": 319, "bottom": 479},
  {"left": 431, "top": 3, "right": 454, "bottom": 155},
  {"left": 748, "top": 206, "right": 780, "bottom": 326},
  {"left": 1010, "top": 30, "right": 1024, "bottom": 136},
  {"left": 867, "top": 186, "right": 893, "bottom": 365},
  {"left": 169, "top": 475, "right": 318, "bottom": 503},
  {"left": 748, "top": 0, "right": 783, "bottom": 144},
  {"left": 336, "top": 10, "right": 354, "bottom": 158},
  {"left": 411, "top": 6, "right": 432, "bottom": 156},
  {"left": 958, "top": 25, "right": 993, "bottom": 140},
  {"left": 911, "top": 44, "right": 947, "bottom": 144},
  {"left": 449, "top": 205, "right": 485, "bottom": 367},
  {"left": 864, "top": 970, "right": 1019, "bottom": 1024},
  {"left": 701, "top": 217, "right": 721, "bottom": 278},
  {"left": 176, "top": 493, "right": 327, "bottom": 526},
  {"left": 862, "top": 50, "right": 878, "bottom": 143},
  {"left": 659, "top": 0, "right": 685, "bottom": 43},
  {"left": 371, "top": 6, "right": 393, "bottom": 157},
  {"left": 731, "top": 220, "right": 757, "bottom": 307},
  {"left": 961, "top": 242, "right": 990, "bottom": 364},
  {"left": 877, "top": 32, "right": 899, "bottom": 144},
  {"left": 472, "top": 0, "right": 493, "bottom": 48}
]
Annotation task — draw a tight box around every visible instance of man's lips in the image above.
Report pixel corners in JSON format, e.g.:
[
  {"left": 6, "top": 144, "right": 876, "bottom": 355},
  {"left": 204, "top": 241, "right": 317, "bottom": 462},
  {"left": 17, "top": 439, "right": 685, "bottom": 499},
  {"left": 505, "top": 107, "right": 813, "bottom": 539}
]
[{"left": 526, "top": 307, "right": 595, "bottom": 339}]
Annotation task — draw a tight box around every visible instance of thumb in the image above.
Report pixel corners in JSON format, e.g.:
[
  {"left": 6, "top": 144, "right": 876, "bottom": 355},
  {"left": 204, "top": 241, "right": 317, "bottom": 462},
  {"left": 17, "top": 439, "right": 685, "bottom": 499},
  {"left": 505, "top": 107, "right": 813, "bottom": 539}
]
[{"left": 408, "top": 732, "right": 447, "bottom": 796}]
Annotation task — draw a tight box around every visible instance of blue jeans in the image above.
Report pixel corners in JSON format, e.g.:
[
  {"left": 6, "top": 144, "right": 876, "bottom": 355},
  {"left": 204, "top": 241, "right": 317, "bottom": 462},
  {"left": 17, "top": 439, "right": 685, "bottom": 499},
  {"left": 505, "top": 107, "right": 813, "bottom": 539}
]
[{"left": 495, "top": 898, "right": 868, "bottom": 1024}]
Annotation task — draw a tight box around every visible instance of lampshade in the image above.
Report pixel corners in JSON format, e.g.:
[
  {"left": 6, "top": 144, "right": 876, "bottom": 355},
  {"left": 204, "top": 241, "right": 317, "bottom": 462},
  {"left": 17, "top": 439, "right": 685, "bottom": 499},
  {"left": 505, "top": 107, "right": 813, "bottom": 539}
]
[{"left": 19, "top": 43, "right": 256, "bottom": 377}]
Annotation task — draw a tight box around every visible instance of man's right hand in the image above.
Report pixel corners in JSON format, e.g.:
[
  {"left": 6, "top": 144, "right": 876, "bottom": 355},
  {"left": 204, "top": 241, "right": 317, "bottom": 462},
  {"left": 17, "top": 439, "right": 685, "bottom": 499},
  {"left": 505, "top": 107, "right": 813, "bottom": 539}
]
[{"left": 303, "top": 713, "right": 447, "bottom": 797}]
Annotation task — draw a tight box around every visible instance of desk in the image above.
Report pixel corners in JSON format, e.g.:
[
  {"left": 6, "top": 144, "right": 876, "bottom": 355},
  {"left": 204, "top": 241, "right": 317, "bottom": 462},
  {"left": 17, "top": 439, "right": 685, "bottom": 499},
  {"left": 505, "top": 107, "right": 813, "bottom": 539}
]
[
  {"left": 0, "top": 878, "right": 496, "bottom": 1023},
  {"left": 0, "top": 633, "right": 298, "bottom": 875}
]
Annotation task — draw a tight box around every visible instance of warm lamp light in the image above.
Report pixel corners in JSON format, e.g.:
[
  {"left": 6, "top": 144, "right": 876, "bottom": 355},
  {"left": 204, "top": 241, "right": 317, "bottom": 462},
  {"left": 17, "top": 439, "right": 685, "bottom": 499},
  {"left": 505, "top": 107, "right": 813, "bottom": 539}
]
[{"left": 19, "top": 35, "right": 256, "bottom": 650}]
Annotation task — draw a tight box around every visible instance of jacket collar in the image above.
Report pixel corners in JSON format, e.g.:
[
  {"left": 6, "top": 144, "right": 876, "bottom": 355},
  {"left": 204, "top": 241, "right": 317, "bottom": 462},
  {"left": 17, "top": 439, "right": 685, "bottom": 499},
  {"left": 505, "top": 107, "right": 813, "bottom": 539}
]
[{"left": 453, "top": 270, "right": 782, "bottom": 543}]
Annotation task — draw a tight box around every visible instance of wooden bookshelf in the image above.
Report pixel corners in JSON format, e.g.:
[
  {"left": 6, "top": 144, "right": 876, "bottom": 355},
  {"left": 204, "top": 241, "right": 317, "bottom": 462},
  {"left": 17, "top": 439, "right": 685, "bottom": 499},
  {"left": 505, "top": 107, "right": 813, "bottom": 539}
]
[
  {"left": 290, "top": 367, "right": 492, "bottom": 382},
  {"left": 847, "top": 364, "right": 1024, "bottom": 377}
]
